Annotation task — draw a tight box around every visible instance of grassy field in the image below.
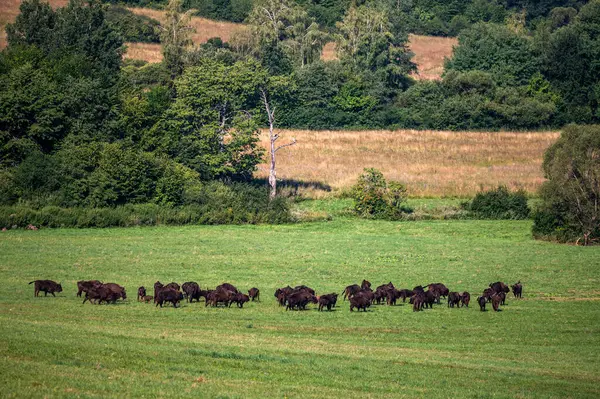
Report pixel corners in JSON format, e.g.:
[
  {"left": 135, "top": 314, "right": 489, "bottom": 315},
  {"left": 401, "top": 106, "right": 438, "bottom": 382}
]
[
  {"left": 1, "top": 215, "right": 599, "bottom": 398},
  {"left": 256, "top": 129, "right": 559, "bottom": 197}
]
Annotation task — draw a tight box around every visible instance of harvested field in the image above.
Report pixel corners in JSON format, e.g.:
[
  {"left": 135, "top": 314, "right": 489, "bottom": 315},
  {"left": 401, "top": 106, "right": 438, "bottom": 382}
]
[{"left": 256, "top": 129, "right": 559, "bottom": 197}]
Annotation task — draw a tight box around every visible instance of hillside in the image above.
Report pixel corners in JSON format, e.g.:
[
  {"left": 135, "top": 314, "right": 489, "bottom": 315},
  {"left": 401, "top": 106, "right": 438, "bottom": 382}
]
[{"left": 0, "top": 1, "right": 456, "bottom": 80}]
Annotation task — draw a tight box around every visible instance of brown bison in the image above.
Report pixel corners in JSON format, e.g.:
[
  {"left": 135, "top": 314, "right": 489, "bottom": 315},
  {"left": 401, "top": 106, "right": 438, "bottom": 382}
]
[
  {"left": 248, "top": 287, "right": 260, "bottom": 301},
  {"left": 165, "top": 282, "right": 181, "bottom": 291},
  {"left": 342, "top": 284, "right": 361, "bottom": 301},
  {"left": 477, "top": 296, "right": 487, "bottom": 311},
  {"left": 349, "top": 291, "right": 372, "bottom": 312},
  {"left": 274, "top": 286, "right": 293, "bottom": 306},
  {"left": 412, "top": 292, "right": 425, "bottom": 312},
  {"left": 83, "top": 285, "right": 119, "bottom": 304},
  {"left": 511, "top": 281, "right": 523, "bottom": 298},
  {"left": 491, "top": 294, "right": 502, "bottom": 312},
  {"left": 156, "top": 288, "right": 184, "bottom": 308},
  {"left": 232, "top": 293, "right": 250, "bottom": 308},
  {"left": 182, "top": 282, "right": 200, "bottom": 303},
  {"left": 153, "top": 281, "right": 164, "bottom": 303},
  {"left": 206, "top": 288, "right": 235, "bottom": 307},
  {"left": 103, "top": 283, "right": 127, "bottom": 302},
  {"left": 141, "top": 295, "right": 153, "bottom": 303},
  {"left": 361, "top": 279, "right": 372, "bottom": 290},
  {"left": 447, "top": 292, "right": 461, "bottom": 308},
  {"left": 318, "top": 293, "right": 338, "bottom": 311},
  {"left": 217, "top": 283, "right": 240, "bottom": 294},
  {"left": 76, "top": 280, "right": 102, "bottom": 297},
  {"left": 398, "top": 289, "right": 414, "bottom": 302},
  {"left": 286, "top": 290, "right": 317, "bottom": 311},
  {"left": 460, "top": 292, "right": 471, "bottom": 308},
  {"left": 29, "top": 280, "right": 63, "bottom": 297},
  {"left": 489, "top": 281, "right": 510, "bottom": 294},
  {"left": 137, "top": 286, "right": 147, "bottom": 301}
]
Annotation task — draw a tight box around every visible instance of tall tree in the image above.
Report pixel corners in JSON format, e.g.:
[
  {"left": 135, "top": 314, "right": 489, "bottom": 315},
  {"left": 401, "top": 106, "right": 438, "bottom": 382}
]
[{"left": 159, "top": 0, "right": 194, "bottom": 79}]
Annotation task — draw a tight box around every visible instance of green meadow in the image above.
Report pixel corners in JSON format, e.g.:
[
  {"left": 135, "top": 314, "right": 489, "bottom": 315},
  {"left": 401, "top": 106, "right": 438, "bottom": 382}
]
[{"left": 1, "top": 212, "right": 599, "bottom": 398}]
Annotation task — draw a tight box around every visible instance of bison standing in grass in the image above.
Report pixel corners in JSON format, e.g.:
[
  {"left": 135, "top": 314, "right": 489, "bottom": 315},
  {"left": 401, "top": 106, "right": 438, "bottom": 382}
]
[
  {"left": 447, "top": 292, "right": 461, "bottom": 308},
  {"left": 156, "top": 288, "right": 184, "bottom": 308},
  {"left": 29, "top": 280, "right": 63, "bottom": 297},
  {"left": 248, "top": 287, "right": 260, "bottom": 301},
  {"left": 349, "top": 291, "right": 372, "bottom": 312},
  {"left": 318, "top": 293, "right": 338, "bottom": 311},
  {"left": 511, "top": 281, "right": 523, "bottom": 298},
  {"left": 77, "top": 280, "right": 101, "bottom": 297},
  {"left": 460, "top": 292, "right": 471, "bottom": 308}
]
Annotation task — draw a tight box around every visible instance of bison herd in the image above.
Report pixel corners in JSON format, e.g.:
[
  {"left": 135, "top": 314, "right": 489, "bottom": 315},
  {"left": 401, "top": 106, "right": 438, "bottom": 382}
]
[{"left": 30, "top": 278, "right": 524, "bottom": 313}]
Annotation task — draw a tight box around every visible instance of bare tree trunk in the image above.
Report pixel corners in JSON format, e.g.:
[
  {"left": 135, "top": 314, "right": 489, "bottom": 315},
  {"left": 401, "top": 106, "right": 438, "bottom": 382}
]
[{"left": 261, "top": 89, "right": 296, "bottom": 200}]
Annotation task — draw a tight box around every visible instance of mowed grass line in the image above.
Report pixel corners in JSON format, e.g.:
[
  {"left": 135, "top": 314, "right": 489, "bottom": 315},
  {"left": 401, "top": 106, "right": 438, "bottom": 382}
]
[{"left": 1, "top": 219, "right": 599, "bottom": 398}]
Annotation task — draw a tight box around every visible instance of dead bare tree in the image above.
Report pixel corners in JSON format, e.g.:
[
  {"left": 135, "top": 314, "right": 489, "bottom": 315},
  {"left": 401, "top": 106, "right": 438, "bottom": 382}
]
[{"left": 260, "top": 88, "right": 296, "bottom": 200}]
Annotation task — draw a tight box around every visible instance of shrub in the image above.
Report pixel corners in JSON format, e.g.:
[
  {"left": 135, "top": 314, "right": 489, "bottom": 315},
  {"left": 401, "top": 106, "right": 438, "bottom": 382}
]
[
  {"left": 105, "top": 6, "right": 160, "bottom": 43},
  {"left": 463, "top": 186, "right": 530, "bottom": 219},
  {"left": 350, "top": 168, "right": 412, "bottom": 220}
]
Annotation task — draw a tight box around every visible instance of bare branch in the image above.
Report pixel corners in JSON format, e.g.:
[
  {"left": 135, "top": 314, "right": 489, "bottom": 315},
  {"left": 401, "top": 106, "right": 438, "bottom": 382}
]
[{"left": 275, "top": 138, "right": 297, "bottom": 153}]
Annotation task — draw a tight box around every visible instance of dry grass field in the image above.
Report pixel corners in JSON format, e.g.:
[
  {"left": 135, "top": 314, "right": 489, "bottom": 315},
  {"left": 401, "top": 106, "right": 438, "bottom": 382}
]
[
  {"left": 409, "top": 34, "right": 457, "bottom": 80},
  {"left": 256, "top": 129, "right": 559, "bottom": 197}
]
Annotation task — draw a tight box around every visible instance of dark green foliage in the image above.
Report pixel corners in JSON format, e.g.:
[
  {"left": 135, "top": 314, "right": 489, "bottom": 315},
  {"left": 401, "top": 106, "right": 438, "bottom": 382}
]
[
  {"left": 463, "top": 186, "right": 530, "bottom": 220},
  {"left": 105, "top": 6, "right": 160, "bottom": 43},
  {"left": 533, "top": 124, "right": 600, "bottom": 245},
  {"left": 350, "top": 168, "right": 412, "bottom": 220},
  {"left": 445, "top": 23, "right": 539, "bottom": 86},
  {"left": 0, "top": 183, "right": 290, "bottom": 228}
]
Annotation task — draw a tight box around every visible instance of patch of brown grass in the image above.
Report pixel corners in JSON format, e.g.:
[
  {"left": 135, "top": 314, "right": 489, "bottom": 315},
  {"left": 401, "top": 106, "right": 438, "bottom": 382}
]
[
  {"left": 255, "top": 129, "right": 559, "bottom": 197},
  {"left": 123, "top": 42, "right": 163, "bottom": 63},
  {"left": 0, "top": 0, "right": 68, "bottom": 49},
  {"left": 126, "top": 7, "right": 246, "bottom": 63},
  {"left": 321, "top": 42, "right": 337, "bottom": 61},
  {"left": 408, "top": 34, "right": 457, "bottom": 80}
]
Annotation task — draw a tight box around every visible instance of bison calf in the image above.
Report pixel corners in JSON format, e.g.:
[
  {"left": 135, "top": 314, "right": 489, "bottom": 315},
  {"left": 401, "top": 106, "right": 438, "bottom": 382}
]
[
  {"left": 137, "top": 286, "right": 147, "bottom": 301},
  {"left": 248, "top": 287, "right": 260, "bottom": 301},
  {"left": 511, "top": 281, "right": 523, "bottom": 298},
  {"left": 29, "top": 280, "right": 62, "bottom": 297},
  {"left": 477, "top": 296, "right": 487, "bottom": 311}
]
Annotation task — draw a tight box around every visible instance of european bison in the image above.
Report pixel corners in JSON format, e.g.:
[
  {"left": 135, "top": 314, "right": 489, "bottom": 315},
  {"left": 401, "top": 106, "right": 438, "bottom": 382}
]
[
  {"left": 83, "top": 285, "right": 119, "bottom": 304},
  {"left": 412, "top": 292, "right": 425, "bottom": 312},
  {"left": 460, "top": 292, "right": 471, "bottom": 308},
  {"left": 447, "top": 292, "right": 461, "bottom": 308},
  {"left": 103, "top": 283, "right": 127, "bottom": 302},
  {"left": 477, "top": 296, "right": 487, "bottom": 311},
  {"left": 217, "top": 283, "right": 240, "bottom": 294},
  {"left": 76, "top": 280, "right": 101, "bottom": 297},
  {"left": 137, "top": 286, "right": 146, "bottom": 301},
  {"left": 165, "top": 282, "right": 180, "bottom": 291},
  {"left": 286, "top": 290, "right": 317, "bottom": 311},
  {"left": 398, "top": 289, "right": 414, "bottom": 303},
  {"left": 153, "top": 281, "right": 164, "bottom": 303},
  {"left": 274, "top": 286, "right": 293, "bottom": 305},
  {"left": 318, "top": 293, "right": 338, "bottom": 311},
  {"left": 29, "top": 280, "right": 62, "bottom": 297},
  {"left": 232, "top": 293, "right": 250, "bottom": 308},
  {"left": 491, "top": 294, "right": 502, "bottom": 312},
  {"left": 489, "top": 281, "right": 510, "bottom": 294},
  {"left": 482, "top": 288, "right": 494, "bottom": 302},
  {"left": 427, "top": 283, "right": 449, "bottom": 304},
  {"left": 182, "top": 282, "right": 201, "bottom": 303},
  {"left": 248, "top": 287, "right": 260, "bottom": 301},
  {"left": 361, "top": 279, "right": 372, "bottom": 290},
  {"left": 511, "top": 281, "right": 523, "bottom": 298},
  {"left": 141, "top": 295, "right": 153, "bottom": 303},
  {"left": 342, "top": 284, "right": 361, "bottom": 301},
  {"left": 349, "top": 291, "right": 372, "bottom": 312},
  {"left": 156, "top": 288, "right": 184, "bottom": 308},
  {"left": 206, "top": 288, "right": 235, "bottom": 307}
]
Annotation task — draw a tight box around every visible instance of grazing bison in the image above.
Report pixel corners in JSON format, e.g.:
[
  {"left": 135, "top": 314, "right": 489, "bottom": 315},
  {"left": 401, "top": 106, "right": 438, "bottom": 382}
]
[
  {"left": 427, "top": 283, "right": 449, "bottom": 304},
  {"left": 217, "top": 283, "right": 240, "bottom": 294},
  {"left": 141, "top": 295, "right": 154, "bottom": 303},
  {"left": 489, "top": 281, "right": 510, "bottom": 294},
  {"left": 274, "top": 286, "right": 293, "bottom": 305},
  {"left": 318, "top": 293, "right": 338, "bottom": 311},
  {"left": 497, "top": 291, "right": 507, "bottom": 306},
  {"left": 361, "top": 279, "right": 372, "bottom": 290},
  {"left": 29, "top": 280, "right": 63, "bottom": 297},
  {"left": 83, "top": 285, "right": 118, "bottom": 304},
  {"left": 412, "top": 292, "right": 425, "bottom": 312},
  {"left": 482, "top": 288, "right": 494, "bottom": 302},
  {"left": 447, "top": 292, "right": 461, "bottom": 308},
  {"left": 342, "top": 284, "right": 361, "bottom": 301},
  {"left": 165, "top": 282, "right": 181, "bottom": 291},
  {"left": 491, "top": 294, "right": 502, "bottom": 312},
  {"left": 286, "top": 290, "right": 317, "bottom": 311},
  {"left": 182, "top": 282, "right": 200, "bottom": 303},
  {"left": 477, "top": 296, "right": 487, "bottom": 311},
  {"left": 153, "top": 281, "right": 164, "bottom": 303},
  {"left": 137, "top": 286, "right": 147, "bottom": 301},
  {"left": 232, "top": 293, "right": 250, "bottom": 308},
  {"left": 248, "top": 287, "right": 260, "bottom": 301},
  {"left": 156, "top": 288, "right": 184, "bottom": 308},
  {"left": 103, "top": 283, "right": 127, "bottom": 302},
  {"left": 511, "top": 281, "right": 523, "bottom": 298},
  {"left": 294, "top": 285, "right": 315, "bottom": 295},
  {"left": 349, "top": 291, "right": 372, "bottom": 312},
  {"left": 460, "top": 292, "right": 471, "bottom": 308},
  {"left": 76, "top": 280, "right": 101, "bottom": 297},
  {"left": 398, "top": 289, "right": 414, "bottom": 303},
  {"left": 207, "top": 288, "right": 236, "bottom": 307}
]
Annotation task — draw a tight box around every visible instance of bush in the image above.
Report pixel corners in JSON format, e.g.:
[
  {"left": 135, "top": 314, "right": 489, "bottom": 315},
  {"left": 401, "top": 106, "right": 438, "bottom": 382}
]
[
  {"left": 105, "top": 6, "right": 160, "bottom": 43},
  {"left": 463, "top": 186, "right": 530, "bottom": 219},
  {"left": 0, "top": 183, "right": 291, "bottom": 228},
  {"left": 350, "top": 168, "right": 412, "bottom": 220}
]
